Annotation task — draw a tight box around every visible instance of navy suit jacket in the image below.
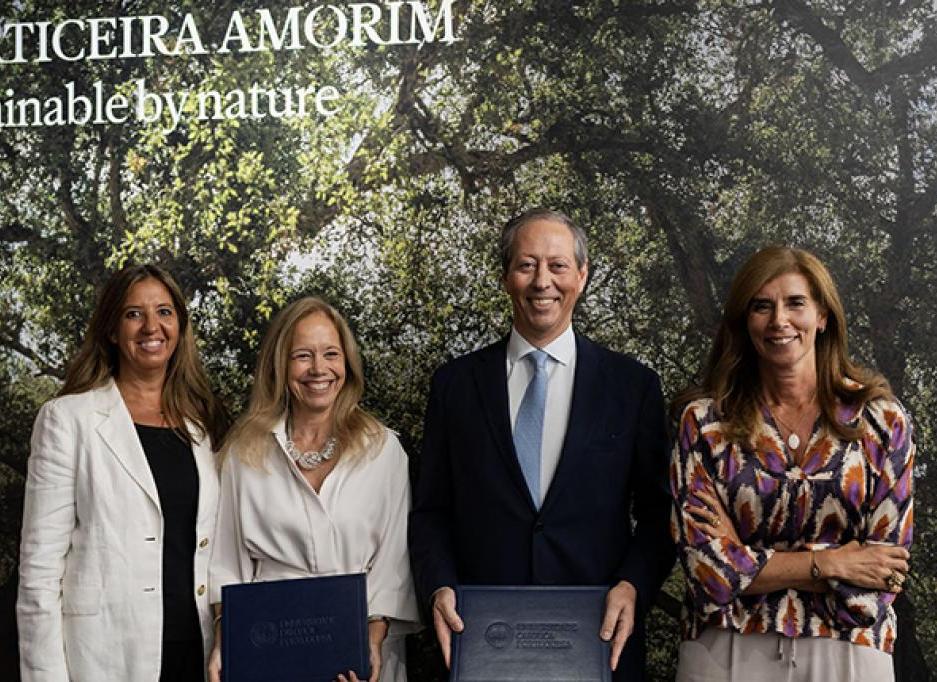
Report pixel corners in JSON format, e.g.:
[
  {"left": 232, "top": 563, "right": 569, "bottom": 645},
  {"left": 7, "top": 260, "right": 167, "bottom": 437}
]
[{"left": 408, "top": 333, "right": 674, "bottom": 680}]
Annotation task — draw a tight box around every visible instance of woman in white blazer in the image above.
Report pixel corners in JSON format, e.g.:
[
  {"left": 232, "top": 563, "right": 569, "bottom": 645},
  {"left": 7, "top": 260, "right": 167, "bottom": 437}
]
[
  {"left": 208, "top": 297, "right": 419, "bottom": 682},
  {"left": 17, "top": 264, "right": 228, "bottom": 681}
]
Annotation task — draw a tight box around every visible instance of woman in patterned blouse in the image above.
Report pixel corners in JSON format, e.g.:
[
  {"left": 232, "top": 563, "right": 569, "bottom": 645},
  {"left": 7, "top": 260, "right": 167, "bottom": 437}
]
[{"left": 670, "top": 247, "right": 913, "bottom": 682}]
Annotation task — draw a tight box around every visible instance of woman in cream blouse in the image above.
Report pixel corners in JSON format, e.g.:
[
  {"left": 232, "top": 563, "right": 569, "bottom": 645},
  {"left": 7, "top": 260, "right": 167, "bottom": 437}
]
[{"left": 208, "top": 297, "right": 419, "bottom": 682}]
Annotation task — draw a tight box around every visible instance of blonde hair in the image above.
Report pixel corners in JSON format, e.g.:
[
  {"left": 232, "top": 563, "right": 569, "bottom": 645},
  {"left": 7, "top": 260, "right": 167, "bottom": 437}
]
[
  {"left": 223, "top": 297, "right": 384, "bottom": 466},
  {"left": 674, "top": 246, "right": 892, "bottom": 441},
  {"left": 61, "top": 264, "right": 228, "bottom": 449}
]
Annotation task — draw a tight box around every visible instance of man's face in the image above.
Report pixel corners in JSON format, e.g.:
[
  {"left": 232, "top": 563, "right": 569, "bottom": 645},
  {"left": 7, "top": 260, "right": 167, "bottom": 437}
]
[{"left": 502, "top": 219, "right": 588, "bottom": 346}]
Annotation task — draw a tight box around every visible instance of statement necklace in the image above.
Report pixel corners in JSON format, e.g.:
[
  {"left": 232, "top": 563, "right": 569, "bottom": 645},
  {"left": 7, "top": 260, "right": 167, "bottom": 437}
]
[{"left": 286, "top": 436, "right": 337, "bottom": 470}]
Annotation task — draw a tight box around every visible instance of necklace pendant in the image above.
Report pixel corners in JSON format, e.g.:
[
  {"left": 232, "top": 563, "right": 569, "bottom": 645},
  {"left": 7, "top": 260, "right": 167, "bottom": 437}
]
[
  {"left": 787, "top": 432, "right": 801, "bottom": 450},
  {"left": 286, "top": 436, "right": 337, "bottom": 470}
]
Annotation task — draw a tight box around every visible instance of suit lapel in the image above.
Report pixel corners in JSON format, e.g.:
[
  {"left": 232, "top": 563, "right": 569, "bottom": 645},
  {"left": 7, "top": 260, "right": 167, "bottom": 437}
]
[
  {"left": 95, "top": 381, "right": 161, "bottom": 510},
  {"left": 542, "top": 334, "right": 603, "bottom": 512},
  {"left": 471, "top": 338, "right": 536, "bottom": 507}
]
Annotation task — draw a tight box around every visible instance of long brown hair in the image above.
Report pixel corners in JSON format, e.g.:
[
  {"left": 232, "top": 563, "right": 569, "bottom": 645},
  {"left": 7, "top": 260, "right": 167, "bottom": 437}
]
[
  {"left": 61, "top": 264, "right": 227, "bottom": 449},
  {"left": 222, "top": 297, "right": 384, "bottom": 467},
  {"left": 674, "top": 246, "right": 892, "bottom": 441}
]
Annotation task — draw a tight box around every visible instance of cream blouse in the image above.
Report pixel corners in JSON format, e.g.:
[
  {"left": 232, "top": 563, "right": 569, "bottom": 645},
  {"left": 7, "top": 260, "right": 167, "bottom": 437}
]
[{"left": 210, "top": 421, "right": 420, "bottom": 680}]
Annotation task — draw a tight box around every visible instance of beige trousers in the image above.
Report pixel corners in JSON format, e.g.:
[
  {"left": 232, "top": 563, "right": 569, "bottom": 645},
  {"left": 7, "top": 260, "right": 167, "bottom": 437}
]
[{"left": 676, "top": 627, "right": 894, "bottom": 682}]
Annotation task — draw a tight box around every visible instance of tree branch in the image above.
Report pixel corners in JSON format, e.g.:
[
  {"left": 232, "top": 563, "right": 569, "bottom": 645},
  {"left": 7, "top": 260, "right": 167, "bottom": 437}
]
[
  {"left": 107, "top": 139, "right": 129, "bottom": 238},
  {"left": 0, "top": 331, "right": 65, "bottom": 380},
  {"left": 640, "top": 194, "right": 722, "bottom": 337},
  {"left": 772, "top": 0, "right": 937, "bottom": 91},
  {"left": 871, "top": 35, "right": 937, "bottom": 82},
  {"left": 771, "top": 0, "right": 876, "bottom": 89}
]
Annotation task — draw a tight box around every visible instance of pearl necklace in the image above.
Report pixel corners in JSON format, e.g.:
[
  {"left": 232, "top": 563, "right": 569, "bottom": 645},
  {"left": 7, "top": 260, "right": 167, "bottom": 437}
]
[{"left": 285, "top": 436, "right": 337, "bottom": 470}]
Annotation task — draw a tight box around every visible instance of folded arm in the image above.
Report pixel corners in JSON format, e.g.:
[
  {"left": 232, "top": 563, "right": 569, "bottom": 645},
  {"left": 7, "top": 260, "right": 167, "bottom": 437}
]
[{"left": 670, "top": 404, "right": 774, "bottom": 613}]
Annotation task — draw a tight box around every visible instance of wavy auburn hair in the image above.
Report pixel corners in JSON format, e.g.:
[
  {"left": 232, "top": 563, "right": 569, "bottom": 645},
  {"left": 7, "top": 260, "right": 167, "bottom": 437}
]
[
  {"left": 674, "top": 246, "right": 892, "bottom": 442},
  {"left": 60, "top": 264, "right": 227, "bottom": 449},
  {"left": 223, "top": 297, "right": 384, "bottom": 467}
]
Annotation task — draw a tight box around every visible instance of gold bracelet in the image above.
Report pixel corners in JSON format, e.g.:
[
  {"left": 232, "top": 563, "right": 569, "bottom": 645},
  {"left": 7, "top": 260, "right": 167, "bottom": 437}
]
[{"left": 213, "top": 612, "right": 223, "bottom": 624}]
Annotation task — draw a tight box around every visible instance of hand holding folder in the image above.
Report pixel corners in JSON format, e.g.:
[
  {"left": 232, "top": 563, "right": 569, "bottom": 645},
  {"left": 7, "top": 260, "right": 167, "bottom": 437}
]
[
  {"left": 449, "top": 585, "right": 613, "bottom": 682},
  {"left": 220, "top": 573, "right": 370, "bottom": 682}
]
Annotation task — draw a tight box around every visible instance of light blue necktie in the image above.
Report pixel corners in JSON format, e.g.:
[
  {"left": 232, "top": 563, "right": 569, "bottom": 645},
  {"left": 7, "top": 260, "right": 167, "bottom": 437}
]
[{"left": 514, "top": 349, "right": 549, "bottom": 508}]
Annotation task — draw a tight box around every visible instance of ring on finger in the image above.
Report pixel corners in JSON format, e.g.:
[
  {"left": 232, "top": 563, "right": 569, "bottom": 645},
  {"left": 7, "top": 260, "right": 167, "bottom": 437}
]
[
  {"left": 885, "top": 572, "right": 901, "bottom": 590},
  {"left": 712, "top": 515, "right": 721, "bottom": 527}
]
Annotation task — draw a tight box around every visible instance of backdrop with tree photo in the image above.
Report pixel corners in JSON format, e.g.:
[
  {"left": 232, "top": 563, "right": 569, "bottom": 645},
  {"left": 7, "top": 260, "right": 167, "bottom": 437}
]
[{"left": 1, "top": 1, "right": 934, "bottom": 680}]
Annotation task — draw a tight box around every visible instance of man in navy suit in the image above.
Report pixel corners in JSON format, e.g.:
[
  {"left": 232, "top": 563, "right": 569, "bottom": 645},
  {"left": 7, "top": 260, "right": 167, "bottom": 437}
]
[{"left": 408, "top": 208, "right": 674, "bottom": 680}]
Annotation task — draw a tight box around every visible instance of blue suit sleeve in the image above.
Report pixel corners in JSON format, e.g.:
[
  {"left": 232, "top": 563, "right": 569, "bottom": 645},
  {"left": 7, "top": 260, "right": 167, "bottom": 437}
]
[
  {"left": 614, "top": 370, "right": 676, "bottom": 615},
  {"left": 408, "top": 364, "right": 460, "bottom": 615}
]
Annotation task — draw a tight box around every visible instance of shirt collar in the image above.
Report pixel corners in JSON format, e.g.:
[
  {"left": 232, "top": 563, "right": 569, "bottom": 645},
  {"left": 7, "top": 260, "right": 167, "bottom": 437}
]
[
  {"left": 507, "top": 324, "right": 575, "bottom": 367},
  {"left": 271, "top": 414, "right": 289, "bottom": 450}
]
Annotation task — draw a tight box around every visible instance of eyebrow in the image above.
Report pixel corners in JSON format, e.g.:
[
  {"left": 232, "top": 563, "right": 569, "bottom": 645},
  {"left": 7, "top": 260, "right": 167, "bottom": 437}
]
[
  {"left": 122, "top": 301, "right": 174, "bottom": 310},
  {"left": 749, "top": 294, "right": 808, "bottom": 305}
]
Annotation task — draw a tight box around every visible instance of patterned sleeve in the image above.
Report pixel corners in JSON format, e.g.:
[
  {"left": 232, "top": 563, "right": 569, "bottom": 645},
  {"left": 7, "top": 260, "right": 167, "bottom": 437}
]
[
  {"left": 670, "top": 402, "right": 774, "bottom": 615},
  {"left": 822, "top": 401, "right": 914, "bottom": 628}
]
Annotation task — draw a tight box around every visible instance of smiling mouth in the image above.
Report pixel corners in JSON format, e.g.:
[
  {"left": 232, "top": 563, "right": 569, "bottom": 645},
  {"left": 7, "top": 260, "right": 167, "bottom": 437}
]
[
  {"left": 766, "top": 336, "right": 797, "bottom": 346},
  {"left": 138, "top": 340, "right": 165, "bottom": 351},
  {"left": 529, "top": 297, "right": 558, "bottom": 310},
  {"left": 303, "top": 380, "right": 333, "bottom": 392}
]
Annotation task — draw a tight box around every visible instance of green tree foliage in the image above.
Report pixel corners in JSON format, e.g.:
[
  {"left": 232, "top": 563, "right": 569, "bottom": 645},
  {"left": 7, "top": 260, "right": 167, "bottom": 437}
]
[{"left": 2, "top": 1, "right": 936, "bottom": 679}]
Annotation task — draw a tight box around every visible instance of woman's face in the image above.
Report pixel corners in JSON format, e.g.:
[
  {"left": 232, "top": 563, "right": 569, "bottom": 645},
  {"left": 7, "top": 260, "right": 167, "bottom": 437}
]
[
  {"left": 112, "top": 277, "right": 180, "bottom": 379},
  {"left": 746, "top": 272, "right": 827, "bottom": 376},
  {"left": 287, "top": 312, "right": 346, "bottom": 418}
]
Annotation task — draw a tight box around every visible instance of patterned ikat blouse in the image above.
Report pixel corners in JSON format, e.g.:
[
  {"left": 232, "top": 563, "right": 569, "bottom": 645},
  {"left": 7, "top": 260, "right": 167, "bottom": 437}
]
[{"left": 670, "top": 396, "right": 914, "bottom": 653}]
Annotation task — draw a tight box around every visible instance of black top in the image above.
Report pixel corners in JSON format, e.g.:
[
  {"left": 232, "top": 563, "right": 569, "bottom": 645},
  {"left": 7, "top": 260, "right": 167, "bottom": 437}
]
[{"left": 135, "top": 424, "right": 201, "bottom": 643}]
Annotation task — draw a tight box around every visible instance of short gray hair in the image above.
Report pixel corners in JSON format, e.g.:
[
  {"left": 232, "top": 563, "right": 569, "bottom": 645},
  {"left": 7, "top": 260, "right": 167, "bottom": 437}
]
[{"left": 499, "top": 208, "right": 589, "bottom": 276}]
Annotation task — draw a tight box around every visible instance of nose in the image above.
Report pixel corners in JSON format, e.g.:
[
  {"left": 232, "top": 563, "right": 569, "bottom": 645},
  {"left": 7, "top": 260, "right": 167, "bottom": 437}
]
[
  {"left": 532, "top": 262, "right": 551, "bottom": 289},
  {"left": 309, "top": 354, "right": 324, "bottom": 374},
  {"left": 142, "top": 310, "right": 159, "bottom": 333},
  {"left": 769, "top": 303, "right": 787, "bottom": 328}
]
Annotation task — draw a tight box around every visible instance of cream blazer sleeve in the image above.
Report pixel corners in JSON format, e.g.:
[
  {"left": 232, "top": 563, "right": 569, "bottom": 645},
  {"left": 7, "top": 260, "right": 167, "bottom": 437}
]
[{"left": 17, "top": 399, "right": 74, "bottom": 681}]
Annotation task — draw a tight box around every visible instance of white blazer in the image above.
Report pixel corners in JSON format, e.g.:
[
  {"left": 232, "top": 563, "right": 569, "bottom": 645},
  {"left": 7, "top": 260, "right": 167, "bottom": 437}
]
[{"left": 17, "top": 380, "right": 219, "bottom": 682}]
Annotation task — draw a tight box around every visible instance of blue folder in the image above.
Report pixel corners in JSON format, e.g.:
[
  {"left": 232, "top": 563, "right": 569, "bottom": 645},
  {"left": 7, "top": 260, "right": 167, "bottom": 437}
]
[
  {"left": 450, "top": 585, "right": 612, "bottom": 682},
  {"left": 222, "top": 573, "right": 369, "bottom": 682}
]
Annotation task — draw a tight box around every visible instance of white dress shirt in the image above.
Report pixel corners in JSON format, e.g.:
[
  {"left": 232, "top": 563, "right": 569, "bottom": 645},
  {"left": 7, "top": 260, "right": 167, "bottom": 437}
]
[{"left": 506, "top": 324, "right": 576, "bottom": 506}]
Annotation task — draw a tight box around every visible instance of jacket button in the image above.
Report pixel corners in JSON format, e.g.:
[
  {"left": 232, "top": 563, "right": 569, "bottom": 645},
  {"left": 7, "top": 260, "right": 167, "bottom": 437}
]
[
  {"left": 199, "top": 538, "right": 209, "bottom": 548},
  {"left": 197, "top": 585, "right": 206, "bottom": 596},
  {"left": 533, "top": 521, "right": 545, "bottom": 533}
]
